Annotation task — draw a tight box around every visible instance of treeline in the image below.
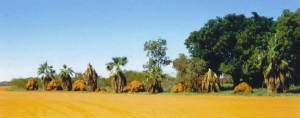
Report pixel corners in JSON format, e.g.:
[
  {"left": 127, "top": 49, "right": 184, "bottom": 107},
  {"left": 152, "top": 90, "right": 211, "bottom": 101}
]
[{"left": 9, "top": 9, "right": 300, "bottom": 94}]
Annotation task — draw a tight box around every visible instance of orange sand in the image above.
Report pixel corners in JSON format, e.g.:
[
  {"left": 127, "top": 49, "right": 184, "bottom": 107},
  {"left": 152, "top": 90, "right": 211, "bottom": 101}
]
[{"left": 0, "top": 91, "right": 299, "bottom": 118}]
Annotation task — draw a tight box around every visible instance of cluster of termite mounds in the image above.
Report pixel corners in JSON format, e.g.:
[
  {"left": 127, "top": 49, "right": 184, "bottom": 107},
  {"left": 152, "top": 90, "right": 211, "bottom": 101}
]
[
  {"left": 171, "top": 68, "right": 254, "bottom": 94},
  {"left": 25, "top": 63, "right": 106, "bottom": 92},
  {"left": 71, "top": 63, "right": 107, "bottom": 92},
  {"left": 172, "top": 69, "right": 221, "bottom": 93},
  {"left": 25, "top": 64, "right": 254, "bottom": 94},
  {"left": 25, "top": 63, "right": 147, "bottom": 93}
]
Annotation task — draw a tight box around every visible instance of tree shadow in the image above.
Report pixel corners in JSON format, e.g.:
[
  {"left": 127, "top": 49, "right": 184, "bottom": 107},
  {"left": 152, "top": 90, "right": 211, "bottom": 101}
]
[
  {"left": 289, "top": 89, "right": 300, "bottom": 93},
  {"left": 288, "top": 85, "right": 300, "bottom": 93},
  {"left": 221, "top": 86, "right": 234, "bottom": 91}
]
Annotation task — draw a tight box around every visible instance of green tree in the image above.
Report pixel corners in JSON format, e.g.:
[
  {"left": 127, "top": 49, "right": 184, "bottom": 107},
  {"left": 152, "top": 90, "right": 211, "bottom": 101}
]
[
  {"left": 173, "top": 54, "right": 190, "bottom": 81},
  {"left": 123, "top": 70, "right": 145, "bottom": 83},
  {"left": 37, "top": 62, "right": 56, "bottom": 90},
  {"left": 185, "top": 12, "right": 275, "bottom": 87},
  {"left": 59, "top": 64, "right": 74, "bottom": 91},
  {"left": 275, "top": 9, "right": 300, "bottom": 85},
  {"left": 173, "top": 53, "right": 207, "bottom": 81},
  {"left": 106, "top": 57, "right": 128, "bottom": 93},
  {"left": 244, "top": 9, "right": 300, "bottom": 93},
  {"left": 144, "top": 38, "right": 171, "bottom": 93}
]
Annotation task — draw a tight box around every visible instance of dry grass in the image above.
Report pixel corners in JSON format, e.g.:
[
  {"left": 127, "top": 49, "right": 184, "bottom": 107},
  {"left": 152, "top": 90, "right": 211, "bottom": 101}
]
[{"left": 0, "top": 91, "right": 299, "bottom": 118}]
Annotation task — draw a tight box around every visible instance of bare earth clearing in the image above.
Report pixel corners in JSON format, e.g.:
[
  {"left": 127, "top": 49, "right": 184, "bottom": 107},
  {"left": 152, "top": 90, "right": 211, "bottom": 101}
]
[{"left": 0, "top": 91, "right": 299, "bottom": 118}]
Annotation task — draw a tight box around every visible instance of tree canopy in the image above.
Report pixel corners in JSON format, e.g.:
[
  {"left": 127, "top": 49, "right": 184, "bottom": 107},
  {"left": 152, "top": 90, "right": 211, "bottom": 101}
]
[
  {"left": 185, "top": 9, "right": 299, "bottom": 91},
  {"left": 173, "top": 53, "right": 207, "bottom": 81},
  {"left": 144, "top": 38, "right": 171, "bottom": 71}
]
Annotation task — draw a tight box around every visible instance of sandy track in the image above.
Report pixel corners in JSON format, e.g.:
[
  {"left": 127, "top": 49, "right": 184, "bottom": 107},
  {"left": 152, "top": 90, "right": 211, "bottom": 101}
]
[{"left": 0, "top": 91, "right": 299, "bottom": 118}]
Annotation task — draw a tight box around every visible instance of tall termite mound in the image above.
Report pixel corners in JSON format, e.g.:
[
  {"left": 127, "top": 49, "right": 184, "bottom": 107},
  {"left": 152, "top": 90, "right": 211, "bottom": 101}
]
[
  {"left": 84, "top": 63, "right": 98, "bottom": 91},
  {"left": 173, "top": 68, "right": 221, "bottom": 93},
  {"left": 200, "top": 68, "right": 221, "bottom": 92}
]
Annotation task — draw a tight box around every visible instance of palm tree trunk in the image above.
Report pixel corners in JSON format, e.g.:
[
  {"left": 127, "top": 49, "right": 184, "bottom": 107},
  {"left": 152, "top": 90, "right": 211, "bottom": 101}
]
[
  {"left": 265, "top": 76, "right": 281, "bottom": 93},
  {"left": 43, "top": 76, "right": 51, "bottom": 90}
]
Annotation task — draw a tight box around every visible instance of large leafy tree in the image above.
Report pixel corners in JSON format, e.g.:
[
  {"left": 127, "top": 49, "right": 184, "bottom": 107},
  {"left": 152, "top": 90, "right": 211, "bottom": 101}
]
[
  {"left": 37, "top": 62, "right": 56, "bottom": 90},
  {"left": 185, "top": 12, "right": 275, "bottom": 87},
  {"left": 59, "top": 64, "right": 74, "bottom": 91},
  {"left": 144, "top": 38, "right": 171, "bottom": 93},
  {"left": 106, "top": 57, "right": 128, "bottom": 93}
]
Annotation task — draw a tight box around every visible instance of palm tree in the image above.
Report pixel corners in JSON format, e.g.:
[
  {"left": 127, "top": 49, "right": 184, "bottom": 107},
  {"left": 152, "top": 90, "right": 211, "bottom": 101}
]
[
  {"left": 253, "top": 35, "right": 293, "bottom": 93},
  {"left": 146, "top": 65, "right": 163, "bottom": 93},
  {"left": 261, "top": 36, "right": 293, "bottom": 93},
  {"left": 37, "top": 62, "right": 56, "bottom": 90},
  {"left": 106, "top": 57, "right": 128, "bottom": 93},
  {"left": 59, "top": 64, "right": 74, "bottom": 91},
  {"left": 84, "top": 63, "right": 98, "bottom": 91}
]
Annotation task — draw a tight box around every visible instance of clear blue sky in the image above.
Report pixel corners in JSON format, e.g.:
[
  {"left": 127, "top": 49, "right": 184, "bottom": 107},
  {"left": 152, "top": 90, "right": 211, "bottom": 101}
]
[{"left": 0, "top": 0, "right": 299, "bottom": 81}]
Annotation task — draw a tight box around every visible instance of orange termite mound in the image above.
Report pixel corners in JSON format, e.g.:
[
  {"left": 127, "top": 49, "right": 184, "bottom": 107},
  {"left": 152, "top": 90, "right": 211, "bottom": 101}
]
[
  {"left": 72, "top": 78, "right": 86, "bottom": 91},
  {"left": 123, "top": 80, "right": 145, "bottom": 93},
  {"left": 234, "top": 82, "right": 253, "bottom": 93},
  {"left": 46, "top": 79, "right": 62, "bottom": 91},
  {"left": 25, "top": 78, "right": 38, "bottom": 91},
  {"left": 172, "top": 82, "right": 185, "bottom": 93}
]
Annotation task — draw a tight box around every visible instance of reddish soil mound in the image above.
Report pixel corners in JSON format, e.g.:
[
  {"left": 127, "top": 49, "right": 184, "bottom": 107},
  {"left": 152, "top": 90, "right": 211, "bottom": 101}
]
[
  {"left": 25, "top": 78, "right": 38, "bottom": 91},
  {"left": 234, "top": 82, "right": 253, "bottom": 93},
  {"left": 46, "top": 79, "right": 62, "bottom": 91},
  {"left": 72, "top": 79, "right": 86, "bottom": 91},
  {"left": 123, "top": 80, "right": 145, "bottom": 93},
  {"left": 172, "top": 82, "right": 185, "bottom": 93}
]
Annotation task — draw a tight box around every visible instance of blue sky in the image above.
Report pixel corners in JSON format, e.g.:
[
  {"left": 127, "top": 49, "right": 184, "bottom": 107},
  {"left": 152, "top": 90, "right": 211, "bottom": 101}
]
[{"left": 0, "top": 0, "right": 299, "bottom": 81}]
